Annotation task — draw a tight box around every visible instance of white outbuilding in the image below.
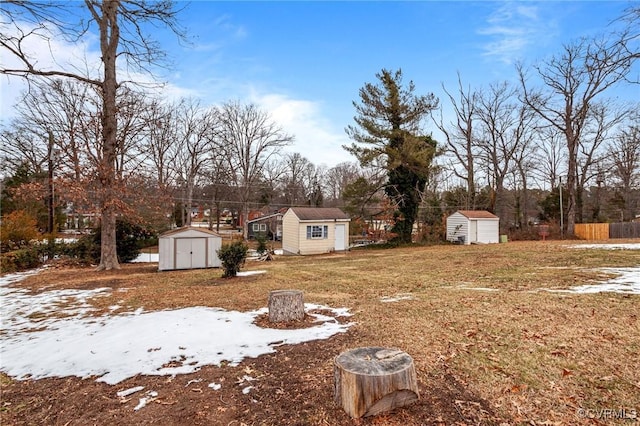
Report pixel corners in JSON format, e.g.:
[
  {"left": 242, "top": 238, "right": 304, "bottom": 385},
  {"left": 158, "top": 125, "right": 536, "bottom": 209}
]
[
  {"left": 446, "top": 210, "right": 500, "bottom": 245},
  {"left": 158, "top": 227, "right": 222, "bottom": 271},
  {"left": 282, "top": 207, "right": 350, "bottom": 255}
]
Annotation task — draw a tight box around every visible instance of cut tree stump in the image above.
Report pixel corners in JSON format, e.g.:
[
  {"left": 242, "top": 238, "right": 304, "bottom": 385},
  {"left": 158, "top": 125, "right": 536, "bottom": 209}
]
[
  {"left": 334, "top": 347, "right": 419, "bottom": 418},
  {"left": 268, "top": 289, "right": 304, "bottom": 322}
]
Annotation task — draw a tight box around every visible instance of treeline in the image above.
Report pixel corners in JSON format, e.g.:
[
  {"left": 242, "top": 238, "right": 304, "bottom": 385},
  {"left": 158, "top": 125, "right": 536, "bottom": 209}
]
[{"left": 0, "top": 3, "right": 638, "bottom": 264}]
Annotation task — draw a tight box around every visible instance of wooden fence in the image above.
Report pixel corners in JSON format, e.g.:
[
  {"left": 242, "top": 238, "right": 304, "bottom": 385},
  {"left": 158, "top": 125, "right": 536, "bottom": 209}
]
[
  {"left": 610, "top": 222, "right": 640, "bottom": 239},
  {"left": 574, "top": 222, "right": 640, "bottom": 240},
  {"left": 574, "top": 223, "right": 609, "bottom": 240}
]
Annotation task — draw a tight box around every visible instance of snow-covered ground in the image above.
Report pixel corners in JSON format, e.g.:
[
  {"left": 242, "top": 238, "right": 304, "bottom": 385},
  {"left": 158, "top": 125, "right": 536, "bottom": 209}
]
[
  {"left": 563, "top": 267, "right": 640, "bottom": 294},
  {"left": 562, "top": 243, "right": 640, "bottom": 294},
  {"left": 567, "top": 243, "right": 640, "bottom": 250},
  {"left": 0, "top": 270, "right": 352, "bottom": 385},
  {"left": 131, "top": 252, "right": 159, "bottom": 263}
]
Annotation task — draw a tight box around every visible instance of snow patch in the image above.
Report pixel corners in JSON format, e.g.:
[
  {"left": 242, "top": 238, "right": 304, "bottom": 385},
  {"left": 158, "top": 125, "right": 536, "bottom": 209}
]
[
  {"left": 117, "top": 386, "right": 145, "bottom": 398},
  {"left": 380, "top": 293, "right": 415, "bottom": 303},
  {"left": 551, "top": 267, "right": 640, "bottom": 294},
  {"left": 0, "top": 270, "right": 353, "bottom": 385},
  {"left": 131, "top": 253, "right": 159, "bottom": 263},
  {"left": 236, "top": 270, "right": 266, "bottom": 277},
  {"left": 567, "top": 243, "right": 640, "bottom": 250}
]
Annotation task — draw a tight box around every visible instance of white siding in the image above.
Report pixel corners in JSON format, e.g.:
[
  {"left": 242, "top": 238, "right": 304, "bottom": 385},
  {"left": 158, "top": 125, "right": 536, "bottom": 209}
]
[
  {"left": 446, "top": 212, "right": 469, "bottom": 244},
  {"left": 158, "top": 236, "right": 173, "bottom": 270},
  {"left": 158, "top": 228, "right": 221, "bottom": 271},
  {"left": 475, "top": 219, "right": 499, "bottom": 244},
  {"left": 446, "top": 212, "right": 499, "bottom": 245},
  {"left": 282, "top": 210, "right": 350, "bottom": 255},
  {"left": 282, "top": 210, "right": 300, "bottom": 255}
]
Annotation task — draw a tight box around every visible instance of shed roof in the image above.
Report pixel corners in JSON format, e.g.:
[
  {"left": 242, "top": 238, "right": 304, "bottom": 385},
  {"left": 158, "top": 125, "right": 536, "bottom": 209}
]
[
  {"left": 160, "top": 226, "right": 222, "bottom": 238},
  {"left": 288, "top": 207, "right": 350, "bottom": 221},
  {"left": 457, "top": 210, "right": 499, "bottom": 219}
]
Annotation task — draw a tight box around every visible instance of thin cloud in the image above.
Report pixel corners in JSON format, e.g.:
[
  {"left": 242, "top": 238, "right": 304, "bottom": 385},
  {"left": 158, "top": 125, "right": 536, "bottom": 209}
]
[
  {"left": 213, "top": 14, "right": 248, "bottom": 40},
  {"left": 478, "top": 3, "right": 556, "bottom": 65},
  {"left": 249, "top": 91, "right": 354, "bottom": 168}
]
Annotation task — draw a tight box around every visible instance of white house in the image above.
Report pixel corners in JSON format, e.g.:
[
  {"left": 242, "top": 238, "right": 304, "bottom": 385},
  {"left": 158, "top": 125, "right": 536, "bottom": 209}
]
[
  {"left": 158, "top": 227, "right": 222, "bottom": 271},
  {"left": 282, "top": 207, "right": 351, "bottom": 255},
  {"left": 446, "top": 210, "right": 500, "bottom": 245}
]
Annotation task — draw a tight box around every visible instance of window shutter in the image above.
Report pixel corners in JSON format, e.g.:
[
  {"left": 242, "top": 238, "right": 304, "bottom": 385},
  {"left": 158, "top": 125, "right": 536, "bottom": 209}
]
[
  {"left": 323, "top": 225, "right": 328, "bottom": 239},
  {"left": 306, "top": 226, "right": 311, "bottom": 239}
]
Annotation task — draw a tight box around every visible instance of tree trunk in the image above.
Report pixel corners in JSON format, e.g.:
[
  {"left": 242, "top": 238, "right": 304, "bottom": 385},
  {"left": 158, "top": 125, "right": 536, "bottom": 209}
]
[
  {"left": 268, "top": 290, "right": 304, "bottom": 322},
  {"left": 334, "top": 347, "right": 419, "bottom": 418},
  {"left": 96, "top": 0, "right": 121, "bottom": 271}
]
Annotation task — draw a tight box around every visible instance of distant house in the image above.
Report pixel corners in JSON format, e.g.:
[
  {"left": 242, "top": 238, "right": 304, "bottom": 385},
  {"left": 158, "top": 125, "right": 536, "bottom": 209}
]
[
  {"left": 446, "top": 210, "right": 499, "bottom": 245},
  {"left": 158, "top": 227, "right": 222, "bottom": 271},
  {"left": 282, "top": 207, "right": 351, "bottom": 255},
  {"left": 247, "top": 212, "right": 283, "bottom": 241}
]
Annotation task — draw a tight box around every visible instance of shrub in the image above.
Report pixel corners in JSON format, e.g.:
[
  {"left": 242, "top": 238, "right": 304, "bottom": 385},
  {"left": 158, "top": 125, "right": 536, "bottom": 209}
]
[
  {"left": 0, "top": 210, "right": 39, "bottom": 251},
  {"left": 217, "top": 241, "right": 248, "bottom": 278},
  {"left": 0, "top": 246, "right": 44, "bottom": 272},
  {"left": 255, "top": 232, "right": 268, "bottom": 255},
  {"left": 62, "top": 220, "right": 156, "bottom": 264}
]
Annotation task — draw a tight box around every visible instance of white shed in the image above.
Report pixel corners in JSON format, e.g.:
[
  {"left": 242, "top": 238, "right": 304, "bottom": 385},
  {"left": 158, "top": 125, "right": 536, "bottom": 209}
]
[
  {"left": 282, "top": 207, "right": 350, "bottom": 255},
  {"left": 446, "top": 210, "right": 500, "bottom": 245},
  {"left": 158, "top": 227, "right": 222, "bottom": 271}
]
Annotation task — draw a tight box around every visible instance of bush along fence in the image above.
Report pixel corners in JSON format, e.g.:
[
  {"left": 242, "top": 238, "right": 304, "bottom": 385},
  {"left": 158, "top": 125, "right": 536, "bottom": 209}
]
[{"left": 574, "top": 222, "right": 640, "bottom": 240}]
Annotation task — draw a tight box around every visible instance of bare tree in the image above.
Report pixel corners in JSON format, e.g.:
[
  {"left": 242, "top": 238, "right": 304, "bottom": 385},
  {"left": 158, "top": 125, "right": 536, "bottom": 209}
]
[
  {"left": 617, "top": 6, "right": 640, "bottom": 63},
  {"left": 433, "top": 73, "right": 479, "bottom": 210},
  {"left": 217, "top": 101, "right": 293, "bottom": 238},
  {"left": 475, "top": 81, "right": 519, "bottom": 217},
  {"left": 173, "top": 99, "right": 219, "bottom": 226},
  {"left": 324, "top": 161, "right": 361, "bottom": 207},
  {"left": 533, "top": 127, "right": 567, "bottom": 190},
  {"left": 0, "top": 0, "right": 184, "bottom": 270},
  {"left": 138, "top": 98, "right": 180, "bottom": 189},
  {"left": 0, "top": 124, "right": 47, "bottom": 176},
  {"left": 280, "top": 152, "right": 325, "bottom": 207},
  {"left": 202, "top": 150, "right": 235, "bottom": 232},
  {"left": 282, "top": 153, "right": 313, "bottom": 206},
  {"left": 575, "top": 101, "right": 629, "bottom": 222},
  {"left": 608, "top": 115, "right": 640, "bottom": 220},
  {"left": 517, "top": 35, "right": 636, "bottom": 235}
]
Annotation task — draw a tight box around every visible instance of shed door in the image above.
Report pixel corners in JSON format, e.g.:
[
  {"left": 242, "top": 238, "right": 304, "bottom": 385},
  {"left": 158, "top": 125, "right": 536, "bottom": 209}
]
[
  {"left": 470, "top": 220, "right": 477, "bottom": 243},
  {"left": 175, "top": 238, "right": 207, "bottom": 269},
  {"left": 335, "top": 224, "right": 346, "bottom": 250}
]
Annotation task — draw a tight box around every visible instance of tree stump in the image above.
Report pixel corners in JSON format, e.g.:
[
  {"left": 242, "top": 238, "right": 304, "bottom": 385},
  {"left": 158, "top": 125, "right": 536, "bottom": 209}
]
[
  {"left": 334, "top": 347, "right": 419, "bottom": 418},
  {"left": 268, "top": 289, "right": 304, "bottom": 322}
]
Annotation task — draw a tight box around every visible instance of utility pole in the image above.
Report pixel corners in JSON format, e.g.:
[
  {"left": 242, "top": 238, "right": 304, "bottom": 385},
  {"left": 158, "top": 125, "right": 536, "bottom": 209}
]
[
  {"left": 47, "top": 131, "right": 55, "bottom": 234},
  {"left": 559, "top": 176, "right": 563, "bottom": 239},
  {"left": 47, "top": 130, "right": 55, "bottom": 258}
]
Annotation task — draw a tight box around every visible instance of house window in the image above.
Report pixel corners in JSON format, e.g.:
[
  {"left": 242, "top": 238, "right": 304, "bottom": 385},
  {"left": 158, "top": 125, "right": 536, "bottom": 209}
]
[
  {"left": 260, "top": 223, "right": 267, "bottom": 231},
  {"left": 252, "top": 223, "right": 260, "bottom": 231},
  {"left": 306, "top": 225, "right": 328, "bottom": 239}
]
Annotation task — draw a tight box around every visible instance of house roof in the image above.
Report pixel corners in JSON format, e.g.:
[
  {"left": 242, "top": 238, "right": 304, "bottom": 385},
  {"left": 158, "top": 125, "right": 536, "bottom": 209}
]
[
  {"left": 457, "top": 210, "right": 499, "bottom": 219},
  {"left": 160, "top": 226, "right": 222, "bottom": 237},
  {"left": 289, "top": 207, "right": 350, "bottom": 221},
  {"left": 247, "top": 212, "right": 283, "bottom": 224}
]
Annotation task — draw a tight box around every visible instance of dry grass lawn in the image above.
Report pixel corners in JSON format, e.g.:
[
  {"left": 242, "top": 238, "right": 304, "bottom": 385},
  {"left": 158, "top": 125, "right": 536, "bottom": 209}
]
[{"left": 2, "top": 240, "right": 639, "bottom": 425}]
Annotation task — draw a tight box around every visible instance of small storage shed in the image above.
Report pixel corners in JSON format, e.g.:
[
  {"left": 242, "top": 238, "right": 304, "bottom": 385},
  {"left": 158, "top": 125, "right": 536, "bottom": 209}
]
[
  {"left": 282, "top": 207, "right": 350, "bottom": 255},
  {"left": 158, "top": 227, "right": 222, "bottom": 271},
  {"left": 446, "top": 210, "right": 499, "bottom": 245}
]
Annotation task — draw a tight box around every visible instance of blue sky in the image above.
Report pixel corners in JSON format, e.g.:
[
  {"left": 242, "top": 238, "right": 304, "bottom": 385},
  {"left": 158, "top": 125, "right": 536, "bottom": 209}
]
[{"left": 1, "top": 1, "right": 637, "bottom": 168}]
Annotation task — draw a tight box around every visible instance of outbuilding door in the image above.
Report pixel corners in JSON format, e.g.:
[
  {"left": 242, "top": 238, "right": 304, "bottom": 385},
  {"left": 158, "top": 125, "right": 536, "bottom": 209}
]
[
  {"left": 470, "top": 220, "right": 478, "bottom": 243},
  {"left": 175, "top": 237, "right": 207, "bottom": 269},
  {"left": 335, "top": 224, "right": 346, "bottom": 250}
]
